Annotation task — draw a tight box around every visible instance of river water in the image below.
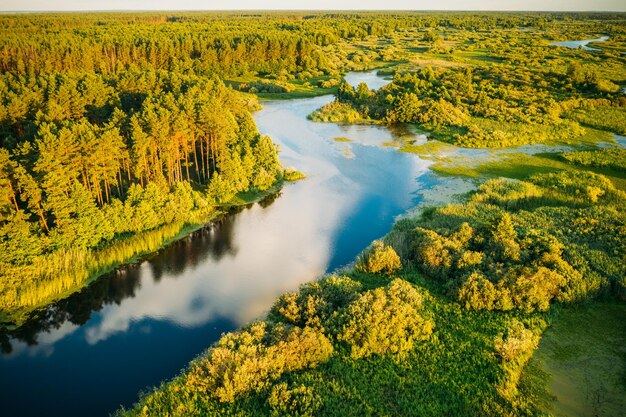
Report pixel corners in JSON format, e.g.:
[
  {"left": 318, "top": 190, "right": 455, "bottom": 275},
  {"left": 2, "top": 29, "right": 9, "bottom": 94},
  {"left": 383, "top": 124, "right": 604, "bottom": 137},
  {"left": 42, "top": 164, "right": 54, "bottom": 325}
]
[
  {"left": 551, "top": 35, "right": 609, "bottom": 51},
  {"left": 0, "top": 71, "right": 445, "bottom": 417},
  {"left": 2, "top": 68, "right": 621, "bottom": 417}
]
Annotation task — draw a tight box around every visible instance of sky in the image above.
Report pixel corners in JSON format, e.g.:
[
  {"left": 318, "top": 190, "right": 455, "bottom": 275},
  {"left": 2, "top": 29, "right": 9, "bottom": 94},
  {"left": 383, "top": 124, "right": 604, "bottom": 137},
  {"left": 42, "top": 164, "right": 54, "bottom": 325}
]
[{"left": 0, "top": 0, "right": 624, "bottom": 12}]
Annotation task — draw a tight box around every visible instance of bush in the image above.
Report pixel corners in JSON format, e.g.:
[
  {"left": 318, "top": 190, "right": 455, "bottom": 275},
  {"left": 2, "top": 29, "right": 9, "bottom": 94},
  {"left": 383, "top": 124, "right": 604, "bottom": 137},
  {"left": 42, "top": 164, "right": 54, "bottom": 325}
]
[
  {"left": 356, "top": 240, "right": 402, "bottom": 275},
  {"left": 283, "top": 168, "right": 306, "bottom": 182},
  {"left": 186, "top": 322, "right": 333, "bottom": 402},
  {"left": 407, "top": 172, "right": 626, "bottom": 312},
  {"left": 268, "top": 383, "right": 322, "bottom": 417},
  {"left": 319, "top": 78, "right": 341, "bottom": 88},
  {"left": 238, "top": 80, "right": 295, "bottom": 94},
  {"left": 457, "top": 271, "right": 498, "bottom": 310},
  {"left": 414, "top": 223, "right": 476, "bottom": 278},
  {"left": 531, "top": 171, "right": 618, "bottom": 205},
  {"left": 562, "top": 148, "right": 626, "bottom": 171},
  {"left": 270, "top": 275, "right": 362, "bottom": 329},
  {"left": 494, "top": 319, "right": 539, "bottom": 362},
  {"left": 332, "top": 279, "right": 433, "bottom": 359},
  {"left": 308, "top": 101, "right": 363, "bottom": 123}
]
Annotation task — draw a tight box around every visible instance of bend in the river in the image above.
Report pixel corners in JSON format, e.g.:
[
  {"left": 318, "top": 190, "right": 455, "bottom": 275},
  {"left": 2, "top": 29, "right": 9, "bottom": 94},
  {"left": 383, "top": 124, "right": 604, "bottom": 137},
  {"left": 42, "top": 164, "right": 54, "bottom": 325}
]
[{"left": 1, "top": 69, "right": 622, "bottom": 417}]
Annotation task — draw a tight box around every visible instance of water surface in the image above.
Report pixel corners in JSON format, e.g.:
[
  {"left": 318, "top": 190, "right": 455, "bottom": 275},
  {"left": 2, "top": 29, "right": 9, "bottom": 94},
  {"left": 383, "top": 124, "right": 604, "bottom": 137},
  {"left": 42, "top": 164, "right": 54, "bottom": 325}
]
[
  {"left": 551, "top": 36, "right": 609, "bottom": 51},
  {"left": 0, "top": 72, "right": 439, "bottom": 417},
  {"left": 343, "top": 69, "right": 391, "bottom": 90},
  {"left": 2, "top": 69, "right": 624, "bottom": 417}
]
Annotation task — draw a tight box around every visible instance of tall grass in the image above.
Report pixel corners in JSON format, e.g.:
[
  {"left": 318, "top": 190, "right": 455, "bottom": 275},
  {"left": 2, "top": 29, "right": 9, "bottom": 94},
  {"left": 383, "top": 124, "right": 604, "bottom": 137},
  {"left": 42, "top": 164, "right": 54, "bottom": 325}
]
[{"left": 0, "top": 208, "right": 215, "bottom": 325}]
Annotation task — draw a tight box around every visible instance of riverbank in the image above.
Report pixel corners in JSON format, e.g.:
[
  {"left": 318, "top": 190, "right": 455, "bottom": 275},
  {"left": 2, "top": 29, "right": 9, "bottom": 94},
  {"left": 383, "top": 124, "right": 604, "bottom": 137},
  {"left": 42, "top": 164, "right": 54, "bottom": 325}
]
[
  {"left": 117, "top": 164, "right": 626, "bottom": 416},
  {"left": 0, "top": 181, "right": 287, "bottom": 330},
  {"left": 0, "top": 70, "right": 440, "bottom": 417},
  {"left": 119, "top": 61, "right": 623, "bottom": 416}
]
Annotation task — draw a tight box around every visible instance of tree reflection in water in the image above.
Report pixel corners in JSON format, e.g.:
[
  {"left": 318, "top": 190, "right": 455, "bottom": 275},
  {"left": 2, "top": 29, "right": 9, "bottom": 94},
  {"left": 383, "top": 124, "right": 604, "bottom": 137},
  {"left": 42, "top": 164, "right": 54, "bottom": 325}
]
[{"left": 0, "top": 198, "right": 263, "bottom": 354}]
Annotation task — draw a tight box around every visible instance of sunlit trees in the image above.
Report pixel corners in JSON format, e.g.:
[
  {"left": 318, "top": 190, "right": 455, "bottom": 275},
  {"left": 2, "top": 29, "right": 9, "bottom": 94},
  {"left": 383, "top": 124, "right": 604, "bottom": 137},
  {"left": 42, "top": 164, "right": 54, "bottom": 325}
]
[
  {"left": 271, "top": 275, "right": 362, "bottom": 330},
  {"left": 407, "top": 170, "right": 626, "bottom": 312},
  {"left": 490, "top": 213, "right": 520, "bottom": 262},
  {"left": 0, "top": 53, "right": 284, "bottom": 320},
  {"left": 332, "top": 279, "right": 433, "bottom": 359},
  {"left": 185, "top": 322, "right": 333, "bottom": 403},
  {"left": 457, "top": 271, "right": 498, "bottom": 311},
  {"left": 494, "top": 319, "right": 539, "bottom": 362},
  {"left": 356, "top": 240, "right": 402, "bottom": 275}
]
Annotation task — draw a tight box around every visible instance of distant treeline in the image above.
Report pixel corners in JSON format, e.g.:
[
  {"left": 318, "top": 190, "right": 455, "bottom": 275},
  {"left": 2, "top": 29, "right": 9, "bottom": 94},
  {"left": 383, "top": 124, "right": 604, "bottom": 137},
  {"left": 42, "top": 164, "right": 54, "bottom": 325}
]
[
  {"left": 309, "top": 12, "right": 626, "bottom": 147},
  {"left": 1, "top": 12, "right": 620, "bottom": 78}
]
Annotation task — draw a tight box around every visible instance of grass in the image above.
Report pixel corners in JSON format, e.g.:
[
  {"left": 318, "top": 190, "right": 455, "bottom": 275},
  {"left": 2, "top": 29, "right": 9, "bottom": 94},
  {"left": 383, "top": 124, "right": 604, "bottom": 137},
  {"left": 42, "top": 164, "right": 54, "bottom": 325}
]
[
  {"left": 118, "top": 268, "right": 547, "bottom": 417},
  {"left": 0, "top": 184, "right": 285, "bottom": 329},
  {"left": 0, "top": 218, "right": 213, "bottom": 328},
  {"left": 431, "top": 153, "right": 567, "bottom": 179},
  {"left": 226, "top": 183, "right": 283, "bottom": 207},
  {"left": 521, "top": 302, "right": 626, "bottom": 417},
  {"left": 567, "top": 106, "right": 626, "bottom": 136},
  {"left": 429, "top": 152, "right": 626, "bottom": 192}
]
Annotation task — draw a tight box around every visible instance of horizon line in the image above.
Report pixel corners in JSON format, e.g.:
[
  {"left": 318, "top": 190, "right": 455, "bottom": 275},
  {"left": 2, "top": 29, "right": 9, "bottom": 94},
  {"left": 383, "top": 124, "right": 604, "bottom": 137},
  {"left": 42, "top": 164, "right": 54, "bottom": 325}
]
[{"left": 2, "top": 9, "right": 626, "bottom": 13}]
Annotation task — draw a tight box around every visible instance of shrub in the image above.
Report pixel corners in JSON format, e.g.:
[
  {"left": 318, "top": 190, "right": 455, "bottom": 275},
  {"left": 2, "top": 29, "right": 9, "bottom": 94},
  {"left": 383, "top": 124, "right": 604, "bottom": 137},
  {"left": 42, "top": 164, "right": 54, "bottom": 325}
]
[
  {"left": 186, "top": 322, "right": 333, "bottom": 402},
  {"left": 356, "top": 240, "right": 402, "bottom": 275},
  {"left": 531, "top": 171, "right": 618, "bottom": 205},
  {"left": 471, "top": 178, "right": 543, "bottom": 209},
  {"left": 308, "top": 101, "right": 363, "bottom": 123},
  {"left": 494, "top": 319, "right": 539, "bottom": 362},
  {"left": 283, "top": 168, "right": 306, "bottom": 182},
  {"left": 268, "top": 383, "right": 322, "bottom": 417},
  {"left": 319, "top": 78, "right": 340, "bottom": 88},
  {"left": 457, "top": 271, "right": 498, "bottom": 310},
  {"left": 238, "top": 80, "right": 295, "bottom": 94},
  {"left": 332, "top": 279, "right": 434, "bottom": 359},
  {"left": 413, "top": 223, "right": 475, "bottom": 278},
  {"left": 508, "top": 266, "right": 565, "bottom": 312},
  {"left": 489, "top": 213, "right": 521, "bottom": 262},
  {"left": 414, "top": 228, "right": 453, "bottom": 275},
  {"left": 562, "top": 148, "right": 626, "bottom": 171},
  {"left": 270, "top": 275, "right": 362, "bottom": 329}
]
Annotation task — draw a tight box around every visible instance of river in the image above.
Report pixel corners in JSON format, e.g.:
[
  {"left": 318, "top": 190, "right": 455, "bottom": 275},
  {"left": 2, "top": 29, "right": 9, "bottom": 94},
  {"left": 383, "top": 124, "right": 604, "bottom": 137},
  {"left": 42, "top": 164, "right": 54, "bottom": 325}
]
[
  {"left": 551, "top": 35, "right": 609, "bottom": 51},
  {"left": 1, "top": 68, "right": 622, "bottom": 417},
  {"left": 0, "top": 71, "right": 447, "bottom": 417}
]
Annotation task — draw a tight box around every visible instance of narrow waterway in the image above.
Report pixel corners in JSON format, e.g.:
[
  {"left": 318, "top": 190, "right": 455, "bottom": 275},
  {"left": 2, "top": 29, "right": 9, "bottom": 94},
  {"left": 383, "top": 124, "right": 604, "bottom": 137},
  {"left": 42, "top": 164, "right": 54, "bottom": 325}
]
[
  {"left": 551, "top": 35, "right": 609, "bottom": 51},
  {"left": 0, "top": 71, "right": 444, "bottom": 417},
  {"left": 1, "top": 67, "right": 624, "bottom": 417}
]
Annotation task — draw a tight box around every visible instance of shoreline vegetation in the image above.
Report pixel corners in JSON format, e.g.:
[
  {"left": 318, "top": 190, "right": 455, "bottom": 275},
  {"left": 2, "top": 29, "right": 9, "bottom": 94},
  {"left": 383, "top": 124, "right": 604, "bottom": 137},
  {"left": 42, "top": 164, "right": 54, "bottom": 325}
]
[
  {"left": 0, "top": 178, "right": 293, "bottom": 329},
  {"left": 118, "top": 166, "right": 625, "bottom": 417},
  {"left": 0, "top": 10, "right": 625, "bottom": 417}
]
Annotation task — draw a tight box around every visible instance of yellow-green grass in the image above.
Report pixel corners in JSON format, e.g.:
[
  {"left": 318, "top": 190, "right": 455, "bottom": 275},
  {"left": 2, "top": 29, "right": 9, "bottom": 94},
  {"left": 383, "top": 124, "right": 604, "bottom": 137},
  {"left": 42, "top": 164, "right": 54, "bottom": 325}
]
[
  {"left": 0, "top": 185, "right": 284, "bottom": 329},
  {"left": 521, "top": 302, "right": 626, "bottom": 417}
]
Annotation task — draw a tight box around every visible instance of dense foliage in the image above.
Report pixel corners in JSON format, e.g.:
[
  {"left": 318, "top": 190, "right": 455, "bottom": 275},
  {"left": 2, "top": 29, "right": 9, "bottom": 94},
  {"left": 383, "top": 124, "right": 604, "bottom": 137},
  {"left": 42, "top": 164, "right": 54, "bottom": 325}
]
[
  {"left": 1, "top": 10, "right": 625, "bottom": 417},
  {"left": 311, "top": 14, "right": 626, "bottom": 147},
  {"left": 120, "top": 166, "right": 624, "bottom": 417},
  {"left": 562, "top": 147, "right": 626, "bottom": 171},
  {"left": 355, "top": 240, "right": 402, "bottom": 275},
  {"left": 0, "top": 70, "right": 287, "bottom": 322},
  {"left": 13, "top": 11, "right": 626, "bottom": 323},
  {"left": 402, "top": 171, "right": 626, "bottom": 310}
]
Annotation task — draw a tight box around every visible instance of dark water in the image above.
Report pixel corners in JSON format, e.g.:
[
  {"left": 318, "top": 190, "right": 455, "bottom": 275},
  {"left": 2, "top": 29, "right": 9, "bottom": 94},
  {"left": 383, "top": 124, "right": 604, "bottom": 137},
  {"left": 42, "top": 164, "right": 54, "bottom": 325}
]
[{"left": 0, "top": 72, "right": 440, "bottom": 417}]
